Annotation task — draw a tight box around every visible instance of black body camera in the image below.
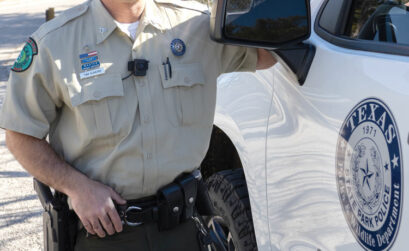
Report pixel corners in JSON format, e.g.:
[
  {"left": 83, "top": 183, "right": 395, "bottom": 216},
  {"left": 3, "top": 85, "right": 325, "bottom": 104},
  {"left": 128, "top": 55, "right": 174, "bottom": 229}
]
[{"left": 128, "top": 59, "right": 149, "bottom": 76}]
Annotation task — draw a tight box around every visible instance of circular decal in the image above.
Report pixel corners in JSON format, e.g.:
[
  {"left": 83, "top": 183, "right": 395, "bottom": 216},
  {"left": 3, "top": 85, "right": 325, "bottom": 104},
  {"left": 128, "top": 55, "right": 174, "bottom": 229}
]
[
  {"left": 11, "top": 37, "right": 38, "bottom": 72},
  {"left": 336, "top": 98, "right": 403, "bottom": 251}
]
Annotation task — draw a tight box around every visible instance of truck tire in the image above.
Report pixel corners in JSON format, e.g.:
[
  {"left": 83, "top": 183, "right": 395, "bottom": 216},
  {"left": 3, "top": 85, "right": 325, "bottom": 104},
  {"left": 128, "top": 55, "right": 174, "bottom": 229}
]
[{"left": 205, "top": 169, "right": 257, "bottom": 251}]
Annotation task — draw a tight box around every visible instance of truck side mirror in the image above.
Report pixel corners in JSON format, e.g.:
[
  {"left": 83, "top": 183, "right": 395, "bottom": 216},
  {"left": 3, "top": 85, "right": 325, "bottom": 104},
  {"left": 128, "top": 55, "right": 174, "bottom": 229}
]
[{"left": 210, "top": 0, "right": 311, "bottom": 49}]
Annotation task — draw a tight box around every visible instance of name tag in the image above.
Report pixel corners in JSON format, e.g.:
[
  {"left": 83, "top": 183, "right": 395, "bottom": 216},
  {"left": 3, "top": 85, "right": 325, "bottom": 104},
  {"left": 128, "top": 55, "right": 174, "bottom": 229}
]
[{"left": 80, "top": 68, "right": 105, "bottom": 80}]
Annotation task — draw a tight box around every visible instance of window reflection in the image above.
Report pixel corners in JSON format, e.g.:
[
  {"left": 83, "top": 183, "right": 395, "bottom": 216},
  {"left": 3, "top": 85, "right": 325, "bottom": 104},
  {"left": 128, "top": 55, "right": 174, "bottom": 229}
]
[
  {"left": 345, "top": 0, "right": 409, "bottom": 44},
  {"left": 224, "top": 0, "right": 308, "bottom": 44}
]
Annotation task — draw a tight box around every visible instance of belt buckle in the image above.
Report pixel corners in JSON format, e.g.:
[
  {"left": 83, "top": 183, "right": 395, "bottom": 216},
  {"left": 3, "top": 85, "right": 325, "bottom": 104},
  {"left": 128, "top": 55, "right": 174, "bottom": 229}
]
[{"left": 124, "top": 206, "right": 143, "bottom": 226}]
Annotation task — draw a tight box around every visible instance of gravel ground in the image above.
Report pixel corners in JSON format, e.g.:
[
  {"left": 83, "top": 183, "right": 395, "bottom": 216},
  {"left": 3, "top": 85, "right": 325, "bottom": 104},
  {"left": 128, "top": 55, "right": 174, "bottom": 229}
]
[{"left": 0, "top": 1, "right": 85, "bottom": 250}]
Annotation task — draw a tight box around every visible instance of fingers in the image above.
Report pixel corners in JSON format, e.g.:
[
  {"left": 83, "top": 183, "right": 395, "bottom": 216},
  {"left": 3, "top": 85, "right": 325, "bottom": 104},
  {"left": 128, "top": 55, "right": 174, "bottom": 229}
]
[
  {"left": 90, "top": 219, "right": 106, "bottom": 238},
  {"left": 108, "top": 207, "right": 123, "bottom": 233},
  {"left": 99, "top": 213, "right": 115, "bottom": 236},
  {"left": 81, "top": 218, "right": 96, "bottom": 235},
  {"left": 110, "top": 188, "right": 126, "bottom": 205}
]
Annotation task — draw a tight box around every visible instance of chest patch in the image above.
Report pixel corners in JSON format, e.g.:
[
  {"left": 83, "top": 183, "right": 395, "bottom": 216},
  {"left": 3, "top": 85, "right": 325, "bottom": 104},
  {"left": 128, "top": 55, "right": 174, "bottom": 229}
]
[
  {"left": 336, "top": 98, "right": 403, "bottom": 251},
  {"left": 11, "top": 37, "right": 38, "bottom": 72},
  {"left": 79, "top": 51, "right": 105, "bottom": 79}
]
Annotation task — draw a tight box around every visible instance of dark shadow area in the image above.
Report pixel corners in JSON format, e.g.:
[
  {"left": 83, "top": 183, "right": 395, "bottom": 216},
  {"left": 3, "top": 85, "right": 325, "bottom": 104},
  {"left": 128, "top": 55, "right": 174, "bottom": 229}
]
[
  {"left": 0, "top": 194, "right": 38, "bottom": 208},
  {"left": 0, "top": 210, "right": 42, "bottom": 229},
  {"left": 0, "top": 58, "right": 13, "bottom": 81},
  {"left": 0, "top": 171, "right": 31, "bottom": 178}
]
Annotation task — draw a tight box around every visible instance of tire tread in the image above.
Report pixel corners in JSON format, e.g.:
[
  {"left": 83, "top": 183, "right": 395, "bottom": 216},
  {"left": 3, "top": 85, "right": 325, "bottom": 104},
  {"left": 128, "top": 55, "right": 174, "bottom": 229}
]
[{"left": 206, "top": 169, "right": 257, "bottom": 251}]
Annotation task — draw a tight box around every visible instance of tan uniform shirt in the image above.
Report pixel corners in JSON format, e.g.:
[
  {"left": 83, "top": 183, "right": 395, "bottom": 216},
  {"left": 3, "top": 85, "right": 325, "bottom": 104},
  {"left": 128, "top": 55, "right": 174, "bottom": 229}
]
[{"left": 0, "top": 0, "right": 257, "bottom": 199}]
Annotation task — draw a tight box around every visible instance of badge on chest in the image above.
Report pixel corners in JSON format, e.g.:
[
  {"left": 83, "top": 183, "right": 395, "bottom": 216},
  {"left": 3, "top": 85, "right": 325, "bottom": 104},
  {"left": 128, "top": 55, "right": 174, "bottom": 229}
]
[{"left": 79, "top": 50, "right": 105, "bottom": 80}]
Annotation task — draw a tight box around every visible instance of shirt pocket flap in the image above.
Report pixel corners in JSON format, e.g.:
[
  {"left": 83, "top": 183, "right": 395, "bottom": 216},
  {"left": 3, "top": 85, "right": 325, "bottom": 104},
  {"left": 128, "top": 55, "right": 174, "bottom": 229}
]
[
  {"left": 159, "top": 62, "right": 205, "bottom": 88},
  {"left": 70, "top": 74, "right": 124, "bottom": 107}
]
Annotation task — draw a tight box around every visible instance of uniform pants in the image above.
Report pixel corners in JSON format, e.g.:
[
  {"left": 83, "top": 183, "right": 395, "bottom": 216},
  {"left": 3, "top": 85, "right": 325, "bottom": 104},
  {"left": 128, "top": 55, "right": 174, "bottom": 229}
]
[{"left": 74, "top": 218, "right": 202, "bottom": 251}]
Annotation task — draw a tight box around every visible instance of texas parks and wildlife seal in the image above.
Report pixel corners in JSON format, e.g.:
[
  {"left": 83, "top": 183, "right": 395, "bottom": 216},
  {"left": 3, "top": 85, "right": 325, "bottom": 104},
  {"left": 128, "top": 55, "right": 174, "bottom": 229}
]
[
  {"left": 11, "top": 37, "right": 38, "bottom": 72},
  {"left": 336, "top": 98, "right": 403, "bottom": 251}
]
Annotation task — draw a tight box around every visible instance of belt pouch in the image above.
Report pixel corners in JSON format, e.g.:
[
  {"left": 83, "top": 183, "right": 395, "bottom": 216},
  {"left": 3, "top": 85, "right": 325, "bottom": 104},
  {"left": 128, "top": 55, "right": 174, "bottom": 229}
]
[
  {"left": 176, "top": 174, "right": 198, "bottom": 221},
  {"left": 157, "top": 182, "right": 184, "bottom": 231}
]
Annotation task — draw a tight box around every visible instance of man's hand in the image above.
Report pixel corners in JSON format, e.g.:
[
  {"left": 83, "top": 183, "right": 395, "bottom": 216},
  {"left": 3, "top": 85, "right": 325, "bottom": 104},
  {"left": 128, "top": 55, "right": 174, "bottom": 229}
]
[
  {"left": 5, "top": 130, "right": 125, "bottom": 238},
  {"left": 69, "top": 177, "right": 126, "bottom": 238},
  {"left": 256, "top": 48, "right": 277, "bottom": 70}
]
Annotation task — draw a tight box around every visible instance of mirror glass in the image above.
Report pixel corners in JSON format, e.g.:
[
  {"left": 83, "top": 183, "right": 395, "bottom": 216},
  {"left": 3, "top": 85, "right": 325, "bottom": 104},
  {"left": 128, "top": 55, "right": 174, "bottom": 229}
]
[
  {"left": 226, "top": 0, "right": 253, "bottom": 13},
  {"left": 224, "top": 0, "right": 309, "bottom": 44}
]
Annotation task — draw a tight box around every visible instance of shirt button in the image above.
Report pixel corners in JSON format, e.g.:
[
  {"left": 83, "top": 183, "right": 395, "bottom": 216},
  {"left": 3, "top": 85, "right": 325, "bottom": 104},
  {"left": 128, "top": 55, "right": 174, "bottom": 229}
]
[{"left": 94, "top": 91, "right": 101, "bottom": 98}]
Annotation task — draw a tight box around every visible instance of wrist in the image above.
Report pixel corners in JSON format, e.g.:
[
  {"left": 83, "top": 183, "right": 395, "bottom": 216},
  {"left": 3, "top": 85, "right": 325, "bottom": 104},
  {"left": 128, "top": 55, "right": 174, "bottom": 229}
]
[{"left": 60, "top": 168, "right": 90, "bottom": 198}]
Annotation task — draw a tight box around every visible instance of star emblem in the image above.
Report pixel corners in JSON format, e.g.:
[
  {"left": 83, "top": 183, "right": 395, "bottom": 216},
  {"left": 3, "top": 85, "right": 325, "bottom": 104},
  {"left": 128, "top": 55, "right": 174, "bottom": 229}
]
[
  {"left": 391, "top": 154, "right": 399, "bottom": 168},
  {"left": 361, "top": 159, "right": 374, "bottom": 190}
]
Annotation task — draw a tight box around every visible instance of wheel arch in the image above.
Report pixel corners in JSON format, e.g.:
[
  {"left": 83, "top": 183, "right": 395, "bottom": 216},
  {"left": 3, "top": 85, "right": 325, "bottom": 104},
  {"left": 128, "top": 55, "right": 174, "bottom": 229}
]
[
  {"left": 201, "top": 115, "right": 272, "bottom": 250},
  {"left": 201, "top": 115, "right": 249, "bottom": 180}
]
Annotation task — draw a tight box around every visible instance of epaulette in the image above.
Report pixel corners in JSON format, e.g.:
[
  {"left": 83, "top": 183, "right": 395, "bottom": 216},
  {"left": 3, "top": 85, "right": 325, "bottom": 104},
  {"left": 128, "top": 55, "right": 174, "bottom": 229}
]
[
  {"left": 33, "top": 1, "right": 90, "bottom": 41},
  {"left": 154, "top": 0, "right": 209, "bottom": 15}
]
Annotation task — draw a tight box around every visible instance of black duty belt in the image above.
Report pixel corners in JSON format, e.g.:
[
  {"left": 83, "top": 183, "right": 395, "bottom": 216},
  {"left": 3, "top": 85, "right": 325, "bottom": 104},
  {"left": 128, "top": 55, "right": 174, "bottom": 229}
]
[
  {"left": 116, "top": 171, "right": 199, "bottom": 231},
  {"left": 117, "top": 196, "right": 159, "bottom": 227}
]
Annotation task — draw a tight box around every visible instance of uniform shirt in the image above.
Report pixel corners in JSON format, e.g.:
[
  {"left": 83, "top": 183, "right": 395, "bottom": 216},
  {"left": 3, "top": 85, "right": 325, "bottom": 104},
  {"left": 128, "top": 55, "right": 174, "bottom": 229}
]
[{"left": 0, "top": 0, "right": 257, "bottom": 199}]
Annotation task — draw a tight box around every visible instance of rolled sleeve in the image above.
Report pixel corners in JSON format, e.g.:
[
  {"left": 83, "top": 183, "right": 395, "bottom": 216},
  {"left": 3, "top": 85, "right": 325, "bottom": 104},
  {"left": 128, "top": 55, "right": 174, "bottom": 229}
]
[
  {"left": 0, "top": 40, "right": 59, "bottom": 139},
  {"left": 221, "top": 45, "right": 258, "bottom": 74}
]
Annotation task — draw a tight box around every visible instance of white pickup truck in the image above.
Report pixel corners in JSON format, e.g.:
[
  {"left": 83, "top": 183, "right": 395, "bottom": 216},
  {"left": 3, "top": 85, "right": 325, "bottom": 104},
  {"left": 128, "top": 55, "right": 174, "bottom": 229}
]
[{"left": 200, "top": 0, "right": 409, "bottom": 250}]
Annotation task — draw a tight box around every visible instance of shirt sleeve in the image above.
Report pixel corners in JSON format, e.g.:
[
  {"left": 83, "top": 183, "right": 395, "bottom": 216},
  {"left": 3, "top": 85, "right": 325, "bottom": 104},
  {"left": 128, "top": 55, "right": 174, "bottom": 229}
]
[
  {"left": 220, "top": 45, "right": 258, "bottom": 74},
  {"left": 0, "top": 37, "right": 60, "bottom": 139}
]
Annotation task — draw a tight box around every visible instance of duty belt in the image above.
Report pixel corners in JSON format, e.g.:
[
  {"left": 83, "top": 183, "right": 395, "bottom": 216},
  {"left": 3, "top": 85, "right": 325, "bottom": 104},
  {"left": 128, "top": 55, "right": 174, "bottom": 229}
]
[
  {"left": 116, "top": 197, "right": 158, "bottom": 227},
  {"left": 116, "top": 171, "right": 199, "bottom": 231}
]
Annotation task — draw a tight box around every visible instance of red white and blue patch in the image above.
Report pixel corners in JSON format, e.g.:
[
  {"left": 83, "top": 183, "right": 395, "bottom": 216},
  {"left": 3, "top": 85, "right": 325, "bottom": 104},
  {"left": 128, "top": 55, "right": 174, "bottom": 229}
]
[
  {"left": 79, "top": 51, "right": 98, "bottom": 59},
  {"left": 78, "top": 50, "right": 104, "bottom": 79}
]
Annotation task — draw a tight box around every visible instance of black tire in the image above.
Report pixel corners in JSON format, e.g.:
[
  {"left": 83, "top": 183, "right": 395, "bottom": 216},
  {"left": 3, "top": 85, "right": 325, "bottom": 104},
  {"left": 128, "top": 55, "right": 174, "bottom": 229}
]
[{"left": 205, "top": 169, "right": 257, "bottom": 251}]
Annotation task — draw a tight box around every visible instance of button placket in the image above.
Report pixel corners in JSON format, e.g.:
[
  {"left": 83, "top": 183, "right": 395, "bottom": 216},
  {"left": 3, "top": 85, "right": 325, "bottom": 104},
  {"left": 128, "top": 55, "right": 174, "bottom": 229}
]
[{"left": 134, "top": 74, "right": 158, "bottom": 193}]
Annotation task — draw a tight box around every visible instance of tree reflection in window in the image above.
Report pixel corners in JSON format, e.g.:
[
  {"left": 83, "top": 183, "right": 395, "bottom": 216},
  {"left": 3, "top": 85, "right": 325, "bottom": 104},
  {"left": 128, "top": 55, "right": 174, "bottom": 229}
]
[{"left": 345, "top": 0, "right": 409, "bottom": 44}]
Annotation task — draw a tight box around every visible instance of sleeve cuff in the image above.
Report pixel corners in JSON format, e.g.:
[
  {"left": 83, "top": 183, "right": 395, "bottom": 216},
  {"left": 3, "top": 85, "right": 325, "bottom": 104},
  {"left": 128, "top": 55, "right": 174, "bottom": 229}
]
[{"left": 0, "top": 117, "right": 48, "bottom": 139}]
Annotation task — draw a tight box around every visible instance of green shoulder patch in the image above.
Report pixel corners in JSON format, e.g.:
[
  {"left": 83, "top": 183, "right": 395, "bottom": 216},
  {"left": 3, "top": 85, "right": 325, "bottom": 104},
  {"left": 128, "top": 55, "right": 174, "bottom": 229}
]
[{"left": 11, "top": 37, "right": 38, "bottom": 72}]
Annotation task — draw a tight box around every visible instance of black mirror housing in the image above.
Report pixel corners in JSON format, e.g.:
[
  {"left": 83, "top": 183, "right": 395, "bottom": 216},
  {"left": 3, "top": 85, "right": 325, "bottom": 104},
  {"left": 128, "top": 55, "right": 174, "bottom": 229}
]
[{"left": 210, "top": 0, "right": 311, "bottom": 49}]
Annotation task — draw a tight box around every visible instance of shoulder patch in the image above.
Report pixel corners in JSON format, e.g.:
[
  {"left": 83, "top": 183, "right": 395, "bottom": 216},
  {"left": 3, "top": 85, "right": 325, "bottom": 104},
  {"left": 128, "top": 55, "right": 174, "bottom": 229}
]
[
  {"left": 34, "top": 2, "right": 89, "bottom": 40},
  {"left": 11, "top": 37, "right": 38, "bottom": 72},
  {"left": 154, "top": 0, "right": 209, "bottom": 15}
]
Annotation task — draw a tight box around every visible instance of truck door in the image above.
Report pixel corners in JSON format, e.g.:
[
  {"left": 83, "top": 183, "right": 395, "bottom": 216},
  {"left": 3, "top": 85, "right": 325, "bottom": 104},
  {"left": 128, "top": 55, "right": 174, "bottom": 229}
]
[{"left": 265, "top": 0, "right": 409, "bottom": 250}]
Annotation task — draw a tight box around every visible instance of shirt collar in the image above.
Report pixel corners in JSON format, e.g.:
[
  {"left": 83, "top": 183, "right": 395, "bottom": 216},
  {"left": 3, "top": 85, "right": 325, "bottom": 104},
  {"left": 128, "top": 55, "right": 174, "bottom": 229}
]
[
  {"left": 140, "top": 0, "right": 171, "bottom": 32},
  {"left": 91, "top": 0, "right": 118, "bottom": 44},
  {"left": 91, "top": 0, "right": 171, "bottom": 44}
]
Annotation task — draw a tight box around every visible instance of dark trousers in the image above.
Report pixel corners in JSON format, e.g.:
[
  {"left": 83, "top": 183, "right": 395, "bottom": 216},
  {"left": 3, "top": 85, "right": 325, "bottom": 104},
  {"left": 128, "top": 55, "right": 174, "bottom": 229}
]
[{"left": 74, "top": 218, "right": 202, "bottom": 251}]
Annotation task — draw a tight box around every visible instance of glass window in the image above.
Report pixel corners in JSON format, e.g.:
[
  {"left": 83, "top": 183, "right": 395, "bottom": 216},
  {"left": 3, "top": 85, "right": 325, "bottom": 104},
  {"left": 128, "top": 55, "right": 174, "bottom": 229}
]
[{"left": 344, "top": 0, "right": 409, "bottom": 44}]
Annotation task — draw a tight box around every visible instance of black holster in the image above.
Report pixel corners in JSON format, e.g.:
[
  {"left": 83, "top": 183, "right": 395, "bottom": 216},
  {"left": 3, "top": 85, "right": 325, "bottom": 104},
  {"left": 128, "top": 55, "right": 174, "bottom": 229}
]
[{"left": 34, "top": 179, "right": 78, "bottom": 251}]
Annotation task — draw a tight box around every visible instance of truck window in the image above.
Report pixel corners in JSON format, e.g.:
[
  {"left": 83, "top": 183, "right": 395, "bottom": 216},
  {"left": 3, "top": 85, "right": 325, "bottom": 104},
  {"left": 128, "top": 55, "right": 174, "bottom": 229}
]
[{"left": 344, "top": 0, "right": 409, "bottom": 44}]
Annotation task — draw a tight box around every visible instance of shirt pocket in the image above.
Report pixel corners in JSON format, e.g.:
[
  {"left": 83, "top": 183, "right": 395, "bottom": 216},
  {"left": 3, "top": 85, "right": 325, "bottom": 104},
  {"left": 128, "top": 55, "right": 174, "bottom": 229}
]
[
  {"left": 159, "top": 63, "right": 205, "bottom": 127},
  {"left": 67, "top": 73, "right": 132, "bottom": 143}
]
